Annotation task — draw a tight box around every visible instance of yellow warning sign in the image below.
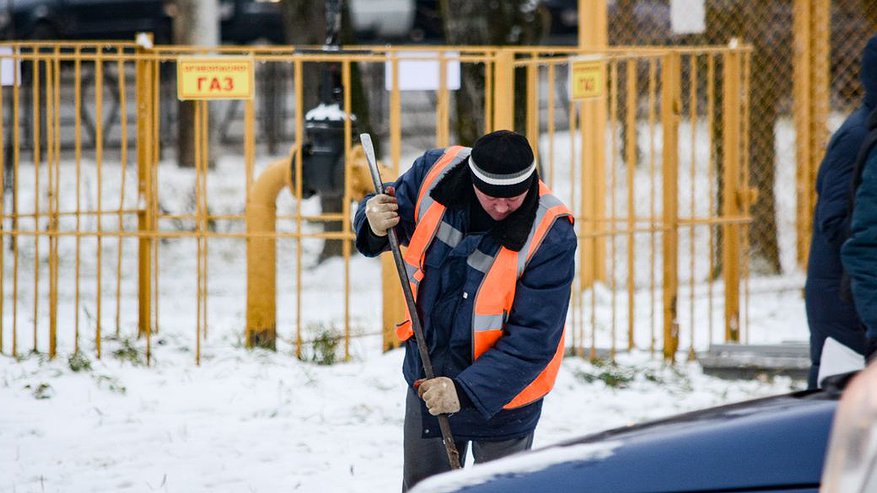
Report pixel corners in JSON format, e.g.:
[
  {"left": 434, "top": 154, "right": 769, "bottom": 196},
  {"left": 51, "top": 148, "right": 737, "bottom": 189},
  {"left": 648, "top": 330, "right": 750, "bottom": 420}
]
[
  {"left": 570, "top": 60, "right": 604, "bottom": 100},
  {"left": 177, "top": 57, "right": 254, "bottom": 100}
]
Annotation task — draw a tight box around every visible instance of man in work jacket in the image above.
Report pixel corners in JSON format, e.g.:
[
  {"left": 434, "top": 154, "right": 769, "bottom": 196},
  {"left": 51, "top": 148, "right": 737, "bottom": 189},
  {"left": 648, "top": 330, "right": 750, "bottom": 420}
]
[{"left": 353, "top": 130, "right": 577, "bottom": 490}]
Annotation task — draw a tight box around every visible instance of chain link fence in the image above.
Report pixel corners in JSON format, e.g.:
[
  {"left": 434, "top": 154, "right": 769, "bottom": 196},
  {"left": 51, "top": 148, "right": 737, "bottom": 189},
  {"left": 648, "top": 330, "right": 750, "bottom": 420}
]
[{"left": 609, "top": 0, "right": 877, "bottom": 276}]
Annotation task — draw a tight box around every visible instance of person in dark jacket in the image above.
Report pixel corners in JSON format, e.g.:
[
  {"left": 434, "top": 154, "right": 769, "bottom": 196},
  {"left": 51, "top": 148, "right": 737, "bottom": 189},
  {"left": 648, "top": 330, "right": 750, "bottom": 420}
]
[
  {"left": 841, "top": 107, "right": 877, "bottom": 365},
  {"left": 804, "top": 35, "right": 877, "bottom": 388},
  {"left": 354, "top": 130, "right": 577, "bottom": 491}
]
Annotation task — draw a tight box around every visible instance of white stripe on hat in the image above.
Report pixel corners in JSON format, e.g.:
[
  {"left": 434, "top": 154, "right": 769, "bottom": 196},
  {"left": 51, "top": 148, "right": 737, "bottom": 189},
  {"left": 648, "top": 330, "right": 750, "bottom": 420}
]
[{"left": 469, "top": 156, "right": 536, "bottom": 186}]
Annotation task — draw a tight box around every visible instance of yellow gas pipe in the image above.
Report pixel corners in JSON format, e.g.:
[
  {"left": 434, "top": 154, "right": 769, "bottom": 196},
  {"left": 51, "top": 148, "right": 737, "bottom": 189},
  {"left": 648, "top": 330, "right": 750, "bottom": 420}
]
[
  {"left": 245, "top": 145, "right": 396, "bottom": 350},
  {"left": 245, "top": 155, "right": 290, "bottom": 349}
]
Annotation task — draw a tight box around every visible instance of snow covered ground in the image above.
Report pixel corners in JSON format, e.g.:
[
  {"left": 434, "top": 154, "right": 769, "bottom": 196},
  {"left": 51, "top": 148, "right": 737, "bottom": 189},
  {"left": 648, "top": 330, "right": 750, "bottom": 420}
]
[
  {"left": 0, "top": 337, "right": 802, "bottom": 493},
  {"left": 0, "top": 119, "right": 817, "bottom": 491}
]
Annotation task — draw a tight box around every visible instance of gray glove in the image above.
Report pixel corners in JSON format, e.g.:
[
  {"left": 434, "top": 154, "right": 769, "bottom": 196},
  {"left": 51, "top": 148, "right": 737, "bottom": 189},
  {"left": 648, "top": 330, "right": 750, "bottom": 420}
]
[
  {"left": 418, "top": 377, "right": 461, "bottom": 416},
  {"left": 364, "top": 188, "right": 399, "bottom": 237}
]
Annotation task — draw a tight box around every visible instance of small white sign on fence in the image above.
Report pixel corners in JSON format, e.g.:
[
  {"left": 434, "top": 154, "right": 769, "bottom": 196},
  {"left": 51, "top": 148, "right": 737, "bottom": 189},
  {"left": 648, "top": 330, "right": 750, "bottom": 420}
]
[
  {"left": 671, "top": 0, "right": 706, "bottom": 34},
  {"left": 384, "top": 51, "right": 461, "bottom": 92},
  {"left": 0, "top": 47, "right": 20, "bottom": 87}
]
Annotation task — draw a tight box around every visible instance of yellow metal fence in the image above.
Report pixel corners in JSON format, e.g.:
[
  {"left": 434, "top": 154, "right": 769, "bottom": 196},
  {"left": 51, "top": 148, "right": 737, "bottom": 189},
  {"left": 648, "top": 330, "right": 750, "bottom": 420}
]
[
  {"left": 517, "top": 47, "right": 751, "bottom": 361},
  {"left": 607, "top": 0, "right": 877, "bottom": 274},
  {"left": 0, "top": 42, "right": 750, "bottom": 364}
]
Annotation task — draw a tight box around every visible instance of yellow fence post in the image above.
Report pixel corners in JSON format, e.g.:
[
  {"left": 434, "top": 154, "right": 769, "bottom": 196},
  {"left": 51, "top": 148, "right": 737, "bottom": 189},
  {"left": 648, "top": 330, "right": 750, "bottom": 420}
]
[
  {"left": 493, "top": 50, "right": 514, "bottom": 131},
  {"left": 661, "top": 51, "right": 681, "bottom": 362},
  {"left": 135, "top": 34, "right": 154, "bottom": 345},
  {"left": 578, "top": 0, "right": 608, "bottom": 49},
  {"left": 625, "top": 59, "right": 637, "bottom": 351},
  {"left": 47, "top": 51, "right": 58, "bottom": 359},
  {"left": 578, "top": 0, "right": 608, "bottom": 288},
  {"left": 0, "top": 44, "right": 5, "bottom": 356},
  {"left": 722, "top": 48, "right": 742, "bottom": 343},
  {"left": 293, "top": 58, "right": 304, "bottom": 359},
  {"left": 793, "top": 0, "right": 830, "bottom": 270},
  {"left": 526, "top": 59, "right": 539, "bottom": 157},
  {"left": 436, "top": 53, "right": 450, "bottom": 148},
  {"left": 383, "top": 55, "right": 405, "bottom": 352},
  {"left": 32, "top": 55, "right": 41, "bottom": 355}
]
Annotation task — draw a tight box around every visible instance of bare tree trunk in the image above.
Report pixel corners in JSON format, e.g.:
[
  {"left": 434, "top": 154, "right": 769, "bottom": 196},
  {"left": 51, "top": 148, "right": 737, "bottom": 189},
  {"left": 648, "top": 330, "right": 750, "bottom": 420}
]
[
  {"left": 317, "top": 1, "right": 383, "bottom": 262},
  {"left": 281, "top": 0, "right": 376, "bottom": 262},
  {"left": 704, "top": 0, "right": 783, "bottom": 276},
  {"left": 613, "top": 0, "right": 637, "bottom": 166},
  {"left": 704, "top": 2, "right": 729, "bottom": 279},
  {"left": 281, "top": 0, "right": 325, "bottom": 110},
  {"left": 174, "top": 0, "right": 220, "bottom": 167},
  {"left": 745, "top": 1, "right": 783, "bottom": 274},
  {"left": 440, "top": 0, "right": 548, "bottom": 144},
  {"left": 866, "top": 0, "right": 877, "bottom": 30},
  {"left": 280, "top": 0, "right": 376, "bottom": 139}
]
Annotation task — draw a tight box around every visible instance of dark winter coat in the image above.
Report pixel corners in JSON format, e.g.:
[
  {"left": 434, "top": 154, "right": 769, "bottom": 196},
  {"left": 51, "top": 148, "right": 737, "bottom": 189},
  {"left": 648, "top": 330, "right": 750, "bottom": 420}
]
[
  {"left": 842, "top": 108, "right": 877, "bottom": 343},
  {"left": 804, "top": 35, "right": 877, "bottom": 386},
  {"left": 353, "top": 148, "right": 577, "bottom": 441}
]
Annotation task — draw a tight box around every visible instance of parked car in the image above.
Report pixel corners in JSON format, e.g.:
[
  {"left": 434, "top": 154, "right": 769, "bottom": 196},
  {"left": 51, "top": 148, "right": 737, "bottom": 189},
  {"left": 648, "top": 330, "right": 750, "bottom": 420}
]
[
  {"left": 411, "top": 372, "right": 861, "bottom": 493},
  {"left": 542, "top": 0, "right": 578, "bottom": 35},
  {"left": 219, "top": 0, "right": 285, "bottom": 45},
  {"left": 0, "top": 0, "right": 173, "bottom": 42},
  {"left": 0, "top": 0, "right": 415, "bottom": 44}
]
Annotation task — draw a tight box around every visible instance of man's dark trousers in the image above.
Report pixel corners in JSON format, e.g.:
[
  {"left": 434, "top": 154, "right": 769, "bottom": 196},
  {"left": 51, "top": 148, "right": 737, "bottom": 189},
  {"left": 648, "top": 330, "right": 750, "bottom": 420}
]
[{"left": 401, "top": 389, "right": 534, "bottom": 491}]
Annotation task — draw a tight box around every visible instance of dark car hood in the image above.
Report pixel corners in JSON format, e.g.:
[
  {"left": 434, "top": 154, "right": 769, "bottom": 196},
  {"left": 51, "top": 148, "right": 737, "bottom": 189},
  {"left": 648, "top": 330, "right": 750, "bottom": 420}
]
[{"left": 414, "top": 391, "right": 837, "bottom": 493}]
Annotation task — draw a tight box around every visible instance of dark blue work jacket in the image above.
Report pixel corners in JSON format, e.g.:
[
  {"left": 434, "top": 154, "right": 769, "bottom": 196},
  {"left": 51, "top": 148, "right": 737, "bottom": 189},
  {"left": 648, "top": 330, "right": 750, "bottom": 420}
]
[{"left": 354, "top": 148, "right": 577, "bottom": 441}]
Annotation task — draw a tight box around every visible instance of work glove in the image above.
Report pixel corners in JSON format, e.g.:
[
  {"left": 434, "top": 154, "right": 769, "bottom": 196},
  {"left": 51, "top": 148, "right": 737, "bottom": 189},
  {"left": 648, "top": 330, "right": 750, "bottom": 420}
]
[
  {"left": 364, "top": 186, "right": 399, "bottom": 237},
  {"left": 417, "top": 377, "right": 461, "bottom": 416}
]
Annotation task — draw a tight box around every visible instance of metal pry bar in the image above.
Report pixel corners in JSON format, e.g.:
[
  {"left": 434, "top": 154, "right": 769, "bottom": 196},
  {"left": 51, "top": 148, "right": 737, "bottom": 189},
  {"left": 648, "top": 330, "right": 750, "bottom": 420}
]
[{"left": 359, "top": 133, "right": 461, "bottom": 470}]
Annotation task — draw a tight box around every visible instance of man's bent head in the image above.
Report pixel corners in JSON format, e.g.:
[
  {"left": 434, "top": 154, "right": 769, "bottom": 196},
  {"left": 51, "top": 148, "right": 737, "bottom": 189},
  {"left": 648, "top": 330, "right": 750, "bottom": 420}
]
[{"left": 469, "top": 130, "right": 537, "bottom": 200}]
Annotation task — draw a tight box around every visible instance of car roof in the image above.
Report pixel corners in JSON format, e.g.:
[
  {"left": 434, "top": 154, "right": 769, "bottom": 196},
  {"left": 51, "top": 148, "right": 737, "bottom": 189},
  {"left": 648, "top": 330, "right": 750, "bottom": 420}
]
[{"left": 414, "top": 386, "right": 841, "bottom": 493}]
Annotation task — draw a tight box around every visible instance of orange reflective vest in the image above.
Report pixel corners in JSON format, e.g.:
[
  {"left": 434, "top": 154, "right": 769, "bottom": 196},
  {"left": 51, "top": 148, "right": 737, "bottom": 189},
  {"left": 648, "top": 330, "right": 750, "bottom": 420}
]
[{"left": 395, "top": 146, "right": 574, "bottom": 410}]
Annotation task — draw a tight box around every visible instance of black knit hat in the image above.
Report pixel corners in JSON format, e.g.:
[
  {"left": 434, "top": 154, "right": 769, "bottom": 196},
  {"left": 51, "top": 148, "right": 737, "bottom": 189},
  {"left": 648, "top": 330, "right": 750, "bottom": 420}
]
[{"left": 469, "top": 130, "right": 537, "bottom": 198}]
